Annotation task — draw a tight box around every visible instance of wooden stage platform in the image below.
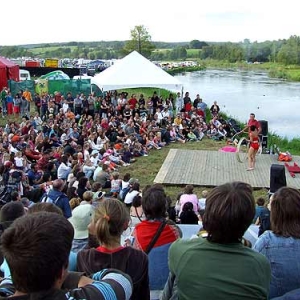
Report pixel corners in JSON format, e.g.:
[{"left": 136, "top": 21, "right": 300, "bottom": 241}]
[{"left": 154, "top": 149, "right": 300, "bottom": 189}]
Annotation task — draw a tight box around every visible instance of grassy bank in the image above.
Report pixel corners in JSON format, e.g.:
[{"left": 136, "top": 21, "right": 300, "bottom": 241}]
[
  {"left": 199, "top": 59, "right": 300, "bottom": 82},
  {"left": 166, "top": 65, "right": 205, "bottom": 75}
]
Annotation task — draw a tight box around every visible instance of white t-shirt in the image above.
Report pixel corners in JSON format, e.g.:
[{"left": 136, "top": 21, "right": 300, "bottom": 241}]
[
  {"left": 14, "top": 156, "right": 24, "bottom": 167},
  {"left": 124, "top": 190, "right": 140, "bottom": 205},
  {"left": 198, "top": 198, "right": 206, "bottom": 210}
]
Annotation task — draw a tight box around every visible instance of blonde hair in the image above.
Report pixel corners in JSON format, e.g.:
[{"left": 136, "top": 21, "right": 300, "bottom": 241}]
[
  {"left": 15, "top": 151, "right": 22, "bottom": 157},
  {"left": 112, "top": 172, "right": 120, "bottom": 180},
  {"left": 83, "top": 191, "right": 94, "bottom": 202},
  {"left": 69, "top": 198, "right": 81, "bottom": 210},
  {"left": 93, "top": 199, "right": 130, "bottom": 246}
]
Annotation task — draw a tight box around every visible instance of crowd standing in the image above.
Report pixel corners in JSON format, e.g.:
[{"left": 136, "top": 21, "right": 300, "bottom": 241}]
[{"left": 0, "top": 86, "right": 298, "bottom": 299}]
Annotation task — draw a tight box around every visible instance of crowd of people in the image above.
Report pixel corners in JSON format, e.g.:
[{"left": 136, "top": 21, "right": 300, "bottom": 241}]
[
  {"left": 0, "top": 180, "right": 299, "bottom": 300},
  {"left": 0, "top": 86, "right": 298, "bottom": 299},
  {"left": 0, "top": 87, "right": 237, "bottom": 207}
]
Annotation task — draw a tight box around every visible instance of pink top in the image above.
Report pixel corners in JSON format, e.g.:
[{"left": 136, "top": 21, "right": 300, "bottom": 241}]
[{"left": 179, "top": 194, "right": 199, "bottom": 214}]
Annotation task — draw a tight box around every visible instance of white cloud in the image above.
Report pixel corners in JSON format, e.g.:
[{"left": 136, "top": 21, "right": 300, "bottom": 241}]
[{"left": 1, "top": 0, "right": 299, "bottom": 45}]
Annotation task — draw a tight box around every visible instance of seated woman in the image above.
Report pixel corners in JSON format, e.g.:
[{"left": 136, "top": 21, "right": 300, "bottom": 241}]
[
  {"left": 132, "top": 184, "right": 182, "bottom": 290},
  {"left": 130, "top": 194, "right": 145, "bottom": 227},
  {"left": 76, "top": 198, "right": 149, "bottom": 300},
  {"left": 179, "top": 202, "right": 199, "bottom": 225},
  {"left": 178, "top": 185, "right": 199, "bottom": 215},
  {"left": 254, "top": 187, "right": 300, "bottom": 299},
  {"left": 206, "top": 124, "right": 221, "bottom": 140},
  {"left": 162, "top": 182, "right": 271, "bottom": 300}
]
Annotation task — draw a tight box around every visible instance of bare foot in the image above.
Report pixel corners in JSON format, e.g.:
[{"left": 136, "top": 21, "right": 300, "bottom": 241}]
[{"left": 246, "top": 168, "right": 254, "bottom": 171}]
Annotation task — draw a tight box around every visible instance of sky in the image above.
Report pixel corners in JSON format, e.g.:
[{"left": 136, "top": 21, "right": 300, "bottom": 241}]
[{"left": 1, "top": 0, "right": 299, "bottom": 46}]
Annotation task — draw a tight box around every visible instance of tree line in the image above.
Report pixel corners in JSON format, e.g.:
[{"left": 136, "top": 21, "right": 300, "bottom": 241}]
[{"left": 1, "top": 24, "right": 300, "bottom": 65}]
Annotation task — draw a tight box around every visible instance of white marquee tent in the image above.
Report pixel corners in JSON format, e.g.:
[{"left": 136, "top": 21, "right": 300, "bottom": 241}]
[{"left": 91, "top": 51, "right": 183, "bottom": 92}]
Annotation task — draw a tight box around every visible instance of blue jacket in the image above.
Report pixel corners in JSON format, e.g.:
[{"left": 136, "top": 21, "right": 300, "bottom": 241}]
[
  {"left": 254, "top": 231, "right": 300, "bottom": 298},
  {"left": 46, "top": 189, "right": 72, "bottom": 218}
]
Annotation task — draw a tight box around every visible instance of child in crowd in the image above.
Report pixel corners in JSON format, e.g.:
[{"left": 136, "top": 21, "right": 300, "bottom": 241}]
[
  {"left": 14, "top": 151, "right": 25, "bottom": 171},
  {"left": 110, "top": 172, "right": 121, "bottom": 197},
  {"left": 81, "top": 191, "right": 94, "bottom": 205},
  {"left": 179, "top": 202, "right": 199, "bottom": 224},
  {"left": 198, "top": 190, "right": 208, "bottom": 211}
]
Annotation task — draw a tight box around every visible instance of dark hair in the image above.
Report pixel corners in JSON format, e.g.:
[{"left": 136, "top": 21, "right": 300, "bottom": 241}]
[
  {"left": 182, "top": 202, "right": 194, "bottom": 212},
  {"left": 142, "top": 185, "right": 167, "bottom": 219},
  {"left": 179, "top": 202, "right": 198, "bottom": 224},
  {"left": 1, "top": 212, "right": 73, "bottom": 293},
  {"left": 0, "top": 202, "right": 25, "bottom": 222},
  {"left": 60, "top": 155, "right": 68, "bottom": 164},
  {"left": 11, "top": 191, "right": 20, "bottom": 201},
  {"left": 67, "top": 186, "right": 77, "bottom": 199},
  {"left": 94, "top": 198, "right": 130, "bottom": 246},
  {"left": 131, "top": 182, "right": 140, "bottom": 191},
  {"left": 256, "top": 197, "right": 265, "bottom": 206},
  {"left": 203, "top": 182, "right": 255, "bottom": 243},
  {"left": 250, "top": 125, "right": 256, "bottom": 131},
  {"left": 271, "top": 187, "right": 300, "bottom": 238},
  {"left": 76, "top": 171, "right": 85, "bottom": 181},
  {"left": 28, "top": 203, "right": 63, "bottom": 215},
  {"left": 91, "top": 182, "right": 102, "bottom": 192},
  {"left": 78, "top": 177, "right": 88, "bottom": 188},
  {"left": 184, "top": 184, "right": 194, "bottom": 194},
  {"left": 123, "top": 173, "right": 131, "bottom": 182},
  {"left": 132, "top": 195, "right": 142, "bottom": 208}
]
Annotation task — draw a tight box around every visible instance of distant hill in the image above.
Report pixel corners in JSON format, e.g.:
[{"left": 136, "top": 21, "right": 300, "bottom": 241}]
[{"left": 16, "top": 40, "right": 190, "bottom": 49}]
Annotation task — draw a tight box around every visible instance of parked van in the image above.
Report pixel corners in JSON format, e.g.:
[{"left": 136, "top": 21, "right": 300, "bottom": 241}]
[{"left": 19, "top": 69, "right": 31, "bottom": 81}]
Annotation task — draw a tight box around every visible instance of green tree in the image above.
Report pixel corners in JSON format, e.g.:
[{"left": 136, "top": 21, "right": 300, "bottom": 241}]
[
  {"left": 189, "top": 40, "right": 208, "bottom": 49},
  {"left": 89, "top": 52, "right": 95, "bottom": 60},
  {"left": 123, "top": 25, "right": 155, "bottom": 58},
  {"left": 277, "top": 35, "right": 300, "bottom": 65}
]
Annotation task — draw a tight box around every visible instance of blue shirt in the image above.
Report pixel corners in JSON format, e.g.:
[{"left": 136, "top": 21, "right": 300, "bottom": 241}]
[{"left": 254, "top": 231, "right": 300, "bottom": 298}]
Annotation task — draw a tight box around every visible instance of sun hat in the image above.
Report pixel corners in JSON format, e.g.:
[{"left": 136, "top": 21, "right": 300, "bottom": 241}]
[{"left": 68, "top": 205, "right": 94, "bottom": 239}]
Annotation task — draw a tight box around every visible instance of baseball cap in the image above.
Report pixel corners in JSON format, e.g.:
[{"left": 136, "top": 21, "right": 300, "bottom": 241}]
[{"left": 68, "top": 205, "right": 94, "bottom": 239}]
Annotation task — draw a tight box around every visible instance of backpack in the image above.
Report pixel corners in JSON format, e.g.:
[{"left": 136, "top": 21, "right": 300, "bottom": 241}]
[{"left": 40, "top": 193, "right": 62, "bottom": 205}]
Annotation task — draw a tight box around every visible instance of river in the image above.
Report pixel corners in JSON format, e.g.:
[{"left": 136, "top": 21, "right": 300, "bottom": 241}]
[{"left": 175, "top": 69, "right": 300, "bottom": 139}]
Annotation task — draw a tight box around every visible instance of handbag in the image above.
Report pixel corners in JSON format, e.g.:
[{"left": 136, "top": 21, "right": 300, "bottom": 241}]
[{"left": 145, "top": 220, "right": 166, "bottom": 254}]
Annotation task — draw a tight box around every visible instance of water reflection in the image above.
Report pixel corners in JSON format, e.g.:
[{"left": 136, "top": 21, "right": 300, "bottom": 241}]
[{"left": 175, "top": 69, "right": 299, "bottom": 139}]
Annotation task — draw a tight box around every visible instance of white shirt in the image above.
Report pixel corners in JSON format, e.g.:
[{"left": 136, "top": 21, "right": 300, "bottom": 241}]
[
  {"left": 198, "top": 197, "right": 206, "bottom": 210},
  {"left": 62, "top": 103, "right": 69, "bottom": 113},
  {"left": 93, "top": 166, "right": 103, "bottom": 181},
  {"left": 124, "top": 190, "right": 140, "bottom": 205},
  {"left": 14, "top": 156, "right": 24, "bottom": 167},
  {"left": 57, "top": 162, "right": 71, "bottom": 179}
]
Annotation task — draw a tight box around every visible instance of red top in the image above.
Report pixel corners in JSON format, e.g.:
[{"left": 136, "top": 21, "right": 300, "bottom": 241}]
[
  {"left": 247, "top": 119, "right": 260, "bottom": 131},
  {"left": 128, "top": 98, "right": 137, "bottom": 110},
  {"left": 133, "top": 220, "right": 180, "bottom": 251},
  {"left": 96, "top": 246, "right": 124, "bottom": 253}
]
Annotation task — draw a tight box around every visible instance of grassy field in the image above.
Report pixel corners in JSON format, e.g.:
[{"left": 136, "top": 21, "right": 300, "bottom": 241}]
[{"left": 30, "top": 46, "right": 78, "bottom": 56}]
